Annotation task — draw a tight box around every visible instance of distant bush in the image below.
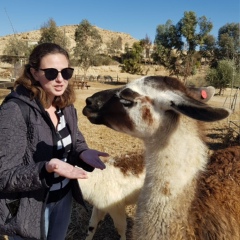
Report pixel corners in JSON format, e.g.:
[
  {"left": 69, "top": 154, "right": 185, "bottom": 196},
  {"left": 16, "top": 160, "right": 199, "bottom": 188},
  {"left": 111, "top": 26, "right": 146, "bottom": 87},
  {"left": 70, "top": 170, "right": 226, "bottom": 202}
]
[
  {"left": 206, "top": 59, "right": 240, "bottom": 95},
  {"left": 92, "top": 54, "right": 118, "bottom": 66}
]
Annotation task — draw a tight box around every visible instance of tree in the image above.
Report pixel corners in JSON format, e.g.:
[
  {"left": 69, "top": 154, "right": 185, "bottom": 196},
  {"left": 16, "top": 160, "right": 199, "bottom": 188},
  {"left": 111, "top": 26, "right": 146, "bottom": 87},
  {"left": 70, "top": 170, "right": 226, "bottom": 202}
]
[
  {"left": 121, "top": 42, "right": 143, "bottom": 74},
  {"left": 106, "top": 36, "right": 123, "bottom": 56},
  {"left": 38, "top": 18, "right": 70, "bottom": 49},
  {"left": 152, "top": 19, "right": 182, "bottom": 75},
  {"left": 205, "top": 60, "right": 239, "bottom": 95},
  {"left": 153, "top": 11, "right": 213, "bottom": 81},
  {"left": 179, "top": 12, "right": 213, "bottom": 80},
  {"left": 217, "top": 23, "right": 240, "bottom": 61},
  {"left": 180, "top": 14, "right": 212, "bottom": 51},
  {"left": 199, "top": 34, "right": 217, "bottom": 65},
  {"left": 74, "top": 19, "right": 102, "bottom": 76},
  {"left": 3, "top": 37, "right": 27, "bottom": 57},
  {"left": 139, "top": 35, "right": 152, "bottom": 62},
  {"left": 3, "top": 36, "right": 30, "bottom": 64}
]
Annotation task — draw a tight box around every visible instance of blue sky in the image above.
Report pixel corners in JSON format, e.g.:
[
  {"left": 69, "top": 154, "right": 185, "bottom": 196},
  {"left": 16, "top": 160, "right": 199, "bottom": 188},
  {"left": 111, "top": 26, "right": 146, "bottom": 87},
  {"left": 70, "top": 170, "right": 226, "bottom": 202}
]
[{"left": 0, "top": 0, "right": 239, "bottom": 41}]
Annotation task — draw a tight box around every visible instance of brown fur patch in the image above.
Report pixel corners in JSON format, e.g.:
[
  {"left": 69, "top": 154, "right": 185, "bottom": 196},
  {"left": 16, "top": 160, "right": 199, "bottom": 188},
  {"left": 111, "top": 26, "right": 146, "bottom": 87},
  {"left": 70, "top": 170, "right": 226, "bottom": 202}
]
[
  {"left": 112, "top": 152, "right": 145, "bottom": 176},
  {"left": 141, "top": 106, "right": 153, "bottom": 125},
  {"left": 140, "top": 96, "right": 154, "bottom": 125},
  {"left": 161, "top": 181, "right": 171, "bottom": 196},
  {"left": 190, "top": 146, "right": 240, "bottom": 239}
]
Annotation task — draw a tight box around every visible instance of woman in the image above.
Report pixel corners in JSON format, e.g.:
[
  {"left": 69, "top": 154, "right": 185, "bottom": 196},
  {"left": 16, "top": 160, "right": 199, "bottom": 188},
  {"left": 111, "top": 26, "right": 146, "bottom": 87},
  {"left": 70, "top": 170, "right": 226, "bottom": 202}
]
[{"left": 0, "top": 43, "right": 108, "bottom": 240}]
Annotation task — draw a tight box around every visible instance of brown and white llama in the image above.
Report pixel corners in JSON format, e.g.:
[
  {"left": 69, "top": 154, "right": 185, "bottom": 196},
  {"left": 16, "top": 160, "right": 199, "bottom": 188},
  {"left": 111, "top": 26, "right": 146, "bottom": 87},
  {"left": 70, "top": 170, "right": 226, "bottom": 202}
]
[
  {"left": 82, "top": 75, "right": 240, "bottom": 240},
  {"left": 78, "top": 84, "right": 216, "bottom": 240}
]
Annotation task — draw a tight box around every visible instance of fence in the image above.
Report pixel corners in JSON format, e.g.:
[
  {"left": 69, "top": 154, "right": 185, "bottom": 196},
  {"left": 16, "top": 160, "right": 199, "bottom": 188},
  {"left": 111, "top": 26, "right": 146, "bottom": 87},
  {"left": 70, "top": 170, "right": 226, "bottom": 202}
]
[
  {"left": 223, "top": 88, "right": 240, "bottom": 142},
  {"left": 72, "top": 74, "right": 133, "bottom": 89}
]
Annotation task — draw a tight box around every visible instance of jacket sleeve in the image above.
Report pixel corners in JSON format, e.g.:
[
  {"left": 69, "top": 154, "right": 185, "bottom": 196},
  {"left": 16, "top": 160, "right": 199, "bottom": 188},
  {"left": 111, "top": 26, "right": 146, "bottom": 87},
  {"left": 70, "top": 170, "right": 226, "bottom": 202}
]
[{"left": 0, "top": 101, "right": 48, "bottom": 193}]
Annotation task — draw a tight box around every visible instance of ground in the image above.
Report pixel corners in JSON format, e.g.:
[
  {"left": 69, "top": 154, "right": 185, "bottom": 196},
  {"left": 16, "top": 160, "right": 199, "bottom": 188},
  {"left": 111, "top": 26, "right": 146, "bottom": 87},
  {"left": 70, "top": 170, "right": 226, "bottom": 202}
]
[{"left": 0, "top": 79, "right": 239, "bottom": 240}]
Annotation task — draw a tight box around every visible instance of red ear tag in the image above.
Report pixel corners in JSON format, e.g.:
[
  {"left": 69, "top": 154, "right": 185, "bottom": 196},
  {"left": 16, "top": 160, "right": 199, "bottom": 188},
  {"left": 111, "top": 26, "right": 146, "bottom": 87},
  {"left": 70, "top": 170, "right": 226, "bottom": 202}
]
[{"left": 201, "top": 90, "right": 207, "bottom": 99}]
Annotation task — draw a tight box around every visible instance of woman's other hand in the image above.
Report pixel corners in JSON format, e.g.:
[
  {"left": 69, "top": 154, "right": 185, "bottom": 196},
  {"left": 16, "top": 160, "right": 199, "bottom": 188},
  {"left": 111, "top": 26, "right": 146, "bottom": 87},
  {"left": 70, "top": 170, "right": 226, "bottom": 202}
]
[{"left": 80, "top": 149, "right": 109, "bottom": 170}]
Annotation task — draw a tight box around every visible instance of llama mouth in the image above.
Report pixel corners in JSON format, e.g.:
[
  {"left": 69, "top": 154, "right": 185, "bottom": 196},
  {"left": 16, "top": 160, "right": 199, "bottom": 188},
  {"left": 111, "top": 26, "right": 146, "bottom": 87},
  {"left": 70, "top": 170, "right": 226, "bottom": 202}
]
[
  {"left": 82, "top": 107, "right": 103, "bottom": 124},
  {"left": 82, "top": 107, "right": 96, "bottom": 118}
]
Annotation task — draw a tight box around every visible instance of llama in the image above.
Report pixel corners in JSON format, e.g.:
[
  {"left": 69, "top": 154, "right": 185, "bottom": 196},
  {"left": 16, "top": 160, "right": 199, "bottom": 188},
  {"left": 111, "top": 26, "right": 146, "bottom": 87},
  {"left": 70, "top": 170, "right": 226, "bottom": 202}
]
[
  {"left": 79, "top": 84, "right": 215, "bottom": 240},
  {"left": 82, "top": 75, "right": 240, "bottom": 240},
  {"left": 78, "top": 153, "right": 145, "bottom": 240}
]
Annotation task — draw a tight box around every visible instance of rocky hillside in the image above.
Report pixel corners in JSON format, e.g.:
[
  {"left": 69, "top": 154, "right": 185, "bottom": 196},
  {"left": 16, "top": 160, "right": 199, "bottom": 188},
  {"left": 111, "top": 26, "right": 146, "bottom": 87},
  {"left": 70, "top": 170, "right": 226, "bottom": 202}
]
[
  {"left": 0, "top": 25, "right": 170, "bottom": 81},
  {"left": 0, "top": 25, "right": 138, "bottom": 55}
]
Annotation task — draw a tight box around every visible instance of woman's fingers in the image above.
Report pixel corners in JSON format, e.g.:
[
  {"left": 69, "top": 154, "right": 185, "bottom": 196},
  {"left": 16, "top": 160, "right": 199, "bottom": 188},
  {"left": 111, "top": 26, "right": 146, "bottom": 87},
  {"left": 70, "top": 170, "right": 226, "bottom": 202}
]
[{"left": 47, "top": 159, "right": 88, "bottom": 179}]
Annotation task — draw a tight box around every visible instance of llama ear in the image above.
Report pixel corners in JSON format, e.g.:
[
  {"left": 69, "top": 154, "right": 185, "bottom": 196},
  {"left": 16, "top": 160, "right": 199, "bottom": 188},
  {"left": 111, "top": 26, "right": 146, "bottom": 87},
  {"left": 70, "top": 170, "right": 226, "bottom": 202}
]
[
  {"left": 187, "top": 86, "right": 215, "bottom": 103},
  {"left": 170, "top": 100, "right": 231, "bottom": 122}
]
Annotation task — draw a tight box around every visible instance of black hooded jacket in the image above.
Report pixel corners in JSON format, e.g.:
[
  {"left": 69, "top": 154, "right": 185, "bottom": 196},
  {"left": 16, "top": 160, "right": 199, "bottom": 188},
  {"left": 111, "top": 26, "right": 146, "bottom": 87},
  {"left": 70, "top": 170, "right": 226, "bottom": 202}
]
[{"left": 0, "top": 85, "right": 93, "bottom": 239}]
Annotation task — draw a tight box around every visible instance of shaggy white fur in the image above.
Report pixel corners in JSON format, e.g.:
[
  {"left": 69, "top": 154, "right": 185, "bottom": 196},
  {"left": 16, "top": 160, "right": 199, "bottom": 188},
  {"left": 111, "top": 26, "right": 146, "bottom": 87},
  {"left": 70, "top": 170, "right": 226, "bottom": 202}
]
[{"left": 78, "top": 157, "right": 145, "bottom": 240}]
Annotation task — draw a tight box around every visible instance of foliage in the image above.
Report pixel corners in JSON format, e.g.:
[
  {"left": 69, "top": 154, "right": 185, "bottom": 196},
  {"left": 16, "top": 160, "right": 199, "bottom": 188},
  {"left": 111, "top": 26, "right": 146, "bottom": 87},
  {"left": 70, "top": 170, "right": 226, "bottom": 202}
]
[
  {"left": 206, "top": 59, "right": 239, "bottom": 95},
  {"left": 199, "top": 34, "right": 217, "bottom": 65},
  {"left": 139, "top": 35, "right": 152, "bottom": 60},
  {"left": 199, "top": 22, "right": 240, "bottom": 67},
  {"left": 73, "top": 19, "right": 102, "bottom": 76},
  {"left": 153, "top": 11, "right": 213, "bottom": 81},
  {"left": 2, "top": 18, "right": 71, "bottom": 64},
  {"left": 153, "top": 19, "right": 182, "bottom": 70},
  {"left": 92, "top": 54, "right": 116, "bottom": 66},
  {"left": 2, "top": 36, "right": 31, "bottom": 63},
  {"left": 121, "top": 42, "right": 143, "bottom": 74},
  {"left": 106, "top": 36, "right": 123, "bottom": 56},
  {"left": 181, "top": 14, "right": 212, "bottom": 51},
  {"left": 121, "top": 58, "right": 142, "bottom": 74},
  {"left": 218, "top": 23, "right": 240, "bottom": 60},
  {"left": 38, "top": 18, "right": 70, "bottom": 50}
]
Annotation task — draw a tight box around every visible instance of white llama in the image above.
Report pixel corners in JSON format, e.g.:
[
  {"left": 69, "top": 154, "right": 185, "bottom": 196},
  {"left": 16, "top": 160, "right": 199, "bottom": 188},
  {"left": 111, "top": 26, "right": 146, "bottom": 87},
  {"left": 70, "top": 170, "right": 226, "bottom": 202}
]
[
  {"left": 82, "top": 75, "right": 240, "bottom": 240},
  {"left": 78, "top": 154, "right": 145, "bottom": 240}
]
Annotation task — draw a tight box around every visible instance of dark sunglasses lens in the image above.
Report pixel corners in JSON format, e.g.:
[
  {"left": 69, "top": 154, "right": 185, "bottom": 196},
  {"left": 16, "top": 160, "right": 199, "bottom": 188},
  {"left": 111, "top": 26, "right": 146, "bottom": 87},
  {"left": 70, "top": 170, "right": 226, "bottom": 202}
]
[
  {"left": 44, "top": 69, "right": 58, "bottom": 80},
  {"left": 61, "top": 68, "right": 74, "bottom": 80}
]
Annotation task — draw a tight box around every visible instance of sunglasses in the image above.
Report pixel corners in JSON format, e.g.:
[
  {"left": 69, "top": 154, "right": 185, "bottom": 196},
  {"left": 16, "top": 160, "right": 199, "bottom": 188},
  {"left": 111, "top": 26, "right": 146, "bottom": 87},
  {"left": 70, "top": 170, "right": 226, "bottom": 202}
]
[{"left": 39, "top": 68, "right": 74, "bottom": 81}]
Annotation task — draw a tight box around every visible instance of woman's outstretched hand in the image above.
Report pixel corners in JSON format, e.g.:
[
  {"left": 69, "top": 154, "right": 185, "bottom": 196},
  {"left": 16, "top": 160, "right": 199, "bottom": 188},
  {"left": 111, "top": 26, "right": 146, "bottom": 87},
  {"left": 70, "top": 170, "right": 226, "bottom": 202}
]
[
  {"left": 80, "top": 149, "right": 109, "bottom": 170},
  {"left": 46, "top": 158, "right": 88, "bottom": 179}
]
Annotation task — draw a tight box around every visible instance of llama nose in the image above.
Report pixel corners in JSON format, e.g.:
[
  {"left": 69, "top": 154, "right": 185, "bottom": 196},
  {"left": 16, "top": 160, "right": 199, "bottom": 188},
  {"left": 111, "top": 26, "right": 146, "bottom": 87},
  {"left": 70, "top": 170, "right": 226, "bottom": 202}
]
[{"left": 86, "top": 97, "right": 93, "bottom": 106}]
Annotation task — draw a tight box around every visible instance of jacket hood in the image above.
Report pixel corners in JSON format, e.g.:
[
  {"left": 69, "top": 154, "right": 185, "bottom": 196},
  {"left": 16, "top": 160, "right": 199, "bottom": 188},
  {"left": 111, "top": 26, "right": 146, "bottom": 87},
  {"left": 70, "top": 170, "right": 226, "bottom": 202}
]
[{"left": 5, "top": 85, "right": 42, "bottom": 113}]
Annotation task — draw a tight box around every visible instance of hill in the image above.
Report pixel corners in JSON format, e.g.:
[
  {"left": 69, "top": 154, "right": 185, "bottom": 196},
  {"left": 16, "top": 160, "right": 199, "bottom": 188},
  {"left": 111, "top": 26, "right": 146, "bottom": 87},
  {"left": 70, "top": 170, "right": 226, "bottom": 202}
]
[
  {"left": 0, "top": 25, "right": 170, "bottom": 80},
  {"left": 0, "top": 25, "right": 138, "bottom": 55}
]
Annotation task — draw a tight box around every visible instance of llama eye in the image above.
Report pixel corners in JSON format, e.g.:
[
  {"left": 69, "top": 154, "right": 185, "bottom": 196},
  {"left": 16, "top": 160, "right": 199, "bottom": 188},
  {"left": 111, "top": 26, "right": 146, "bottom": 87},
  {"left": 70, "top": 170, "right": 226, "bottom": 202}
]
[{"left": 120, "top": 98, "right": 133, "bottom": 107}]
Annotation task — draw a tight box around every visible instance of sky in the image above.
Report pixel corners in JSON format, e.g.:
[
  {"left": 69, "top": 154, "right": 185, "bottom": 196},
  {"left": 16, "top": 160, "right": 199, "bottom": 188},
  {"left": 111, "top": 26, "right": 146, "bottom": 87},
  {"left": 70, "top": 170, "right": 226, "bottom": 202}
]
[{"left": 0, "top": 0, "right": 239, "bottom": 42}]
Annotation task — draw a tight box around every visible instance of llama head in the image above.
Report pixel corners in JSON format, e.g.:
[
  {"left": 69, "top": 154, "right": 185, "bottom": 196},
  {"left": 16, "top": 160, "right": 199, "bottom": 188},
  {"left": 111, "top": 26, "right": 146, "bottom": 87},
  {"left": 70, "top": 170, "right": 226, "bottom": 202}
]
[{"left": 83, "top": 76, "right": 231, "bottom": 139}]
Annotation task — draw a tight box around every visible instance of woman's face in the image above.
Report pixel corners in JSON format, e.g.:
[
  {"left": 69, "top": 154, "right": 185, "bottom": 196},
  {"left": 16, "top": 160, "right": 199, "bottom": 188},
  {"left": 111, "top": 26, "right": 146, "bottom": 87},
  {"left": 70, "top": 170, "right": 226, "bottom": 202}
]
[{"left": 31, "top": 53, "right": 70, "bottom": 102}]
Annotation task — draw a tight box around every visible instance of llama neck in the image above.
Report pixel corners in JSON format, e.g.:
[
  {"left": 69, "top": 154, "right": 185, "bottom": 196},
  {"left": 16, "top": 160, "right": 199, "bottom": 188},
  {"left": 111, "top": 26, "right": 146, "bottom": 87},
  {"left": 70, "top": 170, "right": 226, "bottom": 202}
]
[
  {"left": 135, "top": 118, "right": 208, "bottom": 238},
  {"left": 143, "top": 117, "right": 208, "bottom": 198}
]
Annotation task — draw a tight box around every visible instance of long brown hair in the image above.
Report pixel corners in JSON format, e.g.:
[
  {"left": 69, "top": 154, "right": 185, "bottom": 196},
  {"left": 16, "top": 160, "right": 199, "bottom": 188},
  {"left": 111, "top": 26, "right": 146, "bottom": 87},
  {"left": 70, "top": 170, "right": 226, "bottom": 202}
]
[{"left": 14, "top": 43, "right": 76, "bottom": 108}]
